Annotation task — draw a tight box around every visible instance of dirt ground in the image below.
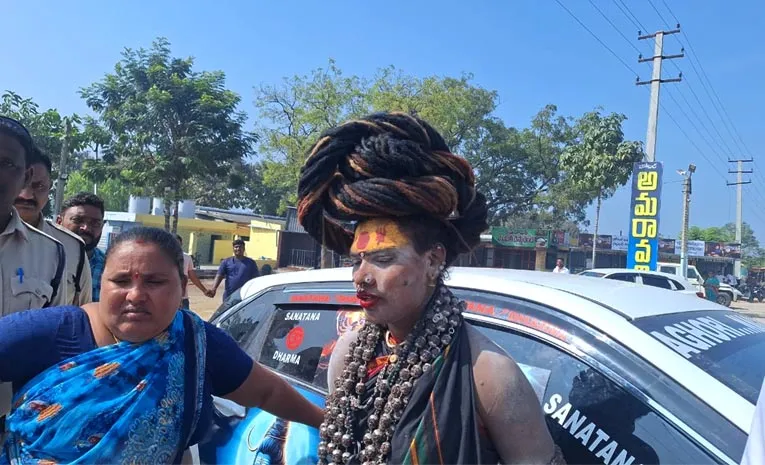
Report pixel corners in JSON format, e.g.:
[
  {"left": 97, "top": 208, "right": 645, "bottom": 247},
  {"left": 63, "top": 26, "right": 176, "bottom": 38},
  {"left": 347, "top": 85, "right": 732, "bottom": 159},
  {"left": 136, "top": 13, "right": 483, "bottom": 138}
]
[
  {"left": 187, "top": 279, "right": 223, "bottom": 320},
  {"left": 732, "top": 299, "right": 765, "bottom": 323}
]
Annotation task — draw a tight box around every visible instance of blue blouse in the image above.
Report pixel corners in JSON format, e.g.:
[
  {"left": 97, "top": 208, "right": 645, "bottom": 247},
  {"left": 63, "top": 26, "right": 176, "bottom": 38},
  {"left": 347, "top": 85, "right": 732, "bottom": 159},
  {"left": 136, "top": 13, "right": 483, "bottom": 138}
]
[{"left": 0, "top": 306, "right": 254, "bottom": 446}]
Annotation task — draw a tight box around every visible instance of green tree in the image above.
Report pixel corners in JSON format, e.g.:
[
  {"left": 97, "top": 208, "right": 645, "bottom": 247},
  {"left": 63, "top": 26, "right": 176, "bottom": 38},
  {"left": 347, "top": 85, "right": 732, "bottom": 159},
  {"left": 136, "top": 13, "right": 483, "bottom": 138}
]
[
  {"left": 81, "top": 37, "right": 255, "bottom": 233},
  {"left": 687, "top": 222, "right": 763, "bottom": 267},
  {"left": 560, "top": 110, "right": 644, "bottom": 264},
  {"left": 64, "top": 171, "right": 131, "bottom": 212}
]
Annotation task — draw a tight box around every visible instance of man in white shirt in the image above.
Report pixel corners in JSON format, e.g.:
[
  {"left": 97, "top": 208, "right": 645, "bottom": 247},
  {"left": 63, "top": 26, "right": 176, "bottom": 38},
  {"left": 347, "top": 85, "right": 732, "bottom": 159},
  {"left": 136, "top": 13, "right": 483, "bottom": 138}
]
[
  {"left": 552, "top": 258, "right": 570, "bottom": 274},
  {"left": 176, "top": 235, "right": 212, "bottom": 309}
]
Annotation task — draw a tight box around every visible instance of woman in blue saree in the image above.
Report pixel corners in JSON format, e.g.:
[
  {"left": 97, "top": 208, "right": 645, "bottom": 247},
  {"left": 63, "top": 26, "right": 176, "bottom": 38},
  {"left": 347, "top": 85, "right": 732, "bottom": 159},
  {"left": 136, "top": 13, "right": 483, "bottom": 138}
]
[{"left": 0, "top": 227, "right": 324, "bottom": 464}]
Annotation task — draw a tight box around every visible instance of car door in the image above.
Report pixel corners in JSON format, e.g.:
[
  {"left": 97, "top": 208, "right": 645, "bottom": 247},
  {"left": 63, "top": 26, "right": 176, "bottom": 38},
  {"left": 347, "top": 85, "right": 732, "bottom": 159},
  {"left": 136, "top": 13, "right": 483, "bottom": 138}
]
[
  {"left": 202, "top": 283, "right": 360, "bottom": 465},
  {"left": 453, "top": 288, "right": 745, "bottom": 464}
]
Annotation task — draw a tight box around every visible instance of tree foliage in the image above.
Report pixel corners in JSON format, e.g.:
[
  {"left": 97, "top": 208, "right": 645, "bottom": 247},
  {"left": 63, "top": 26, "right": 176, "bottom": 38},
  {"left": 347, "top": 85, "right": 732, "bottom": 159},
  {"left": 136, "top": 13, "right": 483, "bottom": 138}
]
[
  {"left": 688, "top": 222, "right": 763, "bottom": 266},
  {"left": 254, "top": 61, "right": 628, "bottom": 227},
  {"left": 559, "top": 110, "right": 644, "bottom": 261},
  {"left": 64, "top": 171, "right": 131, "bottom": 212},
  {"left": 80, "top": 37, "right": 255, "bottom": 232}
]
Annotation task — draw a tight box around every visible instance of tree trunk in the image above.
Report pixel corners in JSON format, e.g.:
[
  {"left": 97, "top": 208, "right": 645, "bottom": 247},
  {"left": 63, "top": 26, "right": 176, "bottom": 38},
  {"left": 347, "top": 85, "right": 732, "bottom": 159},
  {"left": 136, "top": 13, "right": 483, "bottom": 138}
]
[
  {"left": 163, "top": 197, "right": 172, "bottom": 231},
  {"left": 592, "top": 195, "right": 602, "bottom": 268},
  {"left": 171, "top": 190, "right": 180, "bottom": 234}
]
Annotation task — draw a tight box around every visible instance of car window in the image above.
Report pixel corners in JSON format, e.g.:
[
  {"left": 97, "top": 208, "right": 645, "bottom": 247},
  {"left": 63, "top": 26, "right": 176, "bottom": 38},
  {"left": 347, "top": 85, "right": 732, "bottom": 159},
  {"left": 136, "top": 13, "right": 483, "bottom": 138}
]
[
  {"left": 668, "top": 279, "right": 687, "bottom": 291},
  {"left": 606, "top": 273, "right": 637, "bottom": 283},
  {"left": 640, "top": 274, "right": 673, "bottom": 290},
  {"left": 215, "top": 293, "right": 275, "bottom": 356},
  {"left": 474, "top": 322, "right": 717, "bottom": 464},
  {"left": 659, "top": 266, "right": 677, "bottom": 276},
  {"left": 687, "top": 268, "right": 700, "bottom": 280},
  {"left": 258, "top": 305, "right": 365, "bottom": 391},
  {"left": 636, "top": 310, "right": 765, "bottom": 403},
  {"left": 580, "top": 271, "right": 605, "bottom": 278}
]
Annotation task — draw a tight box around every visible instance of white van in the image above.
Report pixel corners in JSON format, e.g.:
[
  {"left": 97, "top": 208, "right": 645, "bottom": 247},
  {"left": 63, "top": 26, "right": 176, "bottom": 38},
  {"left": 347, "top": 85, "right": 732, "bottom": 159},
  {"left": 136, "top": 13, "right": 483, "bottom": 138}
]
[{"left": 658, "top": 262, "right": 741, "bottom": 307}]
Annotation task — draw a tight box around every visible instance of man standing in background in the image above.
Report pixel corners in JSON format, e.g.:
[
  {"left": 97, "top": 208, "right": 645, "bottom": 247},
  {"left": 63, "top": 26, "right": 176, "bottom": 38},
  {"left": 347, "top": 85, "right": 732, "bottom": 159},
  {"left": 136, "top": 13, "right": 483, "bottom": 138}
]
[
  {"left": 175, "top": 234, "right": 212, "bottom": 308},
  {"left": 57, "top": 192, "right": 106, "bottom": 301},
  {"left": 14, "top": 148, "right": 92, "bottom": 305},
  {"left": 210, "top": 238, "right": 259, "bottom": 301},
  {"left": 552, "top": 258, "right": 570, "bottom": 274}
]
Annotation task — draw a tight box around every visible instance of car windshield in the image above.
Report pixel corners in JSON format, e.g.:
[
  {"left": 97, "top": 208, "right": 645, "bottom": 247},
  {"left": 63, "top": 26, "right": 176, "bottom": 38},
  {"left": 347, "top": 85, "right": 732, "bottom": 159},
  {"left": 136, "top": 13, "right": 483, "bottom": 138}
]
[
  {"left": 579, "top": 271, "right": 605, "bottom": 277},
  {"left": 634, "top": 310, "right": 765, "bottom": 403},
  {"left": 687, "top": 268, "right": 699, "bottom": 280}
]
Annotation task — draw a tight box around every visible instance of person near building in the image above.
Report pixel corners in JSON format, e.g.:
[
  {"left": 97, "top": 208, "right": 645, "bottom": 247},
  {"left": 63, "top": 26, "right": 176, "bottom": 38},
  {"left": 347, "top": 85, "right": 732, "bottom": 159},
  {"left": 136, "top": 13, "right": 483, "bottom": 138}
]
[
  {"left": 15, "top": 148, "right": 92, "bottom": 306},
  {"left": 0, "top": 116, "right": 67, "bottom": 429},
  {"left": 209, "top": 239, "right": 260, "bottom": 301},
  {"left": 298, "top": 112, "right": 564, "bottom": 464},
  {"left": 176, "top": 234, "right": 211, "bottom": 309},
  {"left": 0, "top": 227, "right": 323, "bottom": 463},
  {"left": 552, "top": 258, "right": 570, "bottom": 274},
  {"left": 704, "top": 271, "right": 720, "bottom": 303},
  {"left": 56, "top": 192, "right": 106, "bottom": 302}
]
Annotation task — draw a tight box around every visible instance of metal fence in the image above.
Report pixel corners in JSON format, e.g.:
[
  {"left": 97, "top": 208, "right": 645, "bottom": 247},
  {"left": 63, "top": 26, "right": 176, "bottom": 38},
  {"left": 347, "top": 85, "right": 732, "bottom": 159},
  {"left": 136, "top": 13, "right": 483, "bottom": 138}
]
[{"left": 290, "top": 249, "right": 316, "bottom": 268}]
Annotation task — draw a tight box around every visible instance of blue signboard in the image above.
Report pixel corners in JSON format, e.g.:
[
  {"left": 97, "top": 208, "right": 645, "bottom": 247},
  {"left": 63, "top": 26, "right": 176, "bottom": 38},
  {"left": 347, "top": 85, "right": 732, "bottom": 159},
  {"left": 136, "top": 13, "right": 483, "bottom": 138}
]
[{"left": 627, "top": 162, "right": 663, "bottom": 271}]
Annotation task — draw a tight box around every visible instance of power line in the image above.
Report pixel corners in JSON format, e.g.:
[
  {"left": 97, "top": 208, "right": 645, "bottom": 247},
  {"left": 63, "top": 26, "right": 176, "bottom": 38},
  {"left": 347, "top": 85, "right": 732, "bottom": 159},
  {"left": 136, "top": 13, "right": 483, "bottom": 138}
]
[
  {"left": 586, "top": 0, "right": 643, "bottom": 55},
  {"left": 663, "top": 88, "right": 727, "bottom": 165},
  {"left": 660, "top": 0, "right": 682, "bottom": 25},
  {"left": 553, "top": 0, "right": 640, "bottom": 77},
  {"left": 613, "top": 0, "right": 647, "bottom": 32},
  {"left": 647, "top": 0, "right": 673, "bottom": 28}
]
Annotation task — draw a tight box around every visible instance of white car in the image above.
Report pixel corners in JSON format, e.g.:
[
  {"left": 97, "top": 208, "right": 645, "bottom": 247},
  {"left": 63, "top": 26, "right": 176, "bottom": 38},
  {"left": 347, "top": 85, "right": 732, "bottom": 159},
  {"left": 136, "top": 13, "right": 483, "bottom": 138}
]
[
  {"left": 578, "top": 268, "right": 704, "bottom": 297},
  {"left": 202, "top": 268, "right": 762, "bottom": 465},
  {"left": 658, "top": 262, "right": 742, "bottom": 307}
]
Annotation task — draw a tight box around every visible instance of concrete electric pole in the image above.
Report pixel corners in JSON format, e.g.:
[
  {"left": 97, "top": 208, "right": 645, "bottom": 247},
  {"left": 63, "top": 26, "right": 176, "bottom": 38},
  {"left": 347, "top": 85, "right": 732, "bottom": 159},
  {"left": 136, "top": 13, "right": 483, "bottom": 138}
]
[
  {"left": 678, "top": 164, "right": 696, "bottom": 279},
  {"left": 728, "top": 159, "right": 753, "bottom": 277},
  {"left": 636, "top": 27, "right": 684, "bottom": 162},
  {"left": 53, "top": 118, "right": 72, "bottom": 216}
]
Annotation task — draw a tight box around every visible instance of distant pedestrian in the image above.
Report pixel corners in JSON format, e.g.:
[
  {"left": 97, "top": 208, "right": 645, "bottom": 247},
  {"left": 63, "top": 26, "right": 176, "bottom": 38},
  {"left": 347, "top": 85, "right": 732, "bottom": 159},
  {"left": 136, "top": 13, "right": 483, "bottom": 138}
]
[
  {"left": 552, "top": 258, "right": 570, "bottom": 274},
  {"left": 175, "top": 234, "right": 212, "bottom": 309},
  {"left": 210, "top": 239, "right": 259, "bottom": 301},
  {"left": 56, "top": 192, "right": 106, "bottom": 302},
  {"left": 704, "top": 271, "right": 720, "bottom": 303}
]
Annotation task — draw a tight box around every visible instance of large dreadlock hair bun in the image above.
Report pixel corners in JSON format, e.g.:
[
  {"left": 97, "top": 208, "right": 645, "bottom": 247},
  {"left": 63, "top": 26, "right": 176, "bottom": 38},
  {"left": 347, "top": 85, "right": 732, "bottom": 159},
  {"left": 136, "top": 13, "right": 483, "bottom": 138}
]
[{"left": 297, "top": 112, "right": 488, "bottom": 265}]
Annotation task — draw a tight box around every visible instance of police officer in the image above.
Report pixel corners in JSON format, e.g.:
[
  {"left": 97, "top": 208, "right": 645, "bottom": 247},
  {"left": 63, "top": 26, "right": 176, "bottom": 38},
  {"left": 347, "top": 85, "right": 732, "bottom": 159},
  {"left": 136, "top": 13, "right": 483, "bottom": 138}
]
[
  {"left": 15, "top": 147, "right": 92, "bottom": 305},
  {"left": 0, "top": 116, "right": 67, "bottom": 422}
]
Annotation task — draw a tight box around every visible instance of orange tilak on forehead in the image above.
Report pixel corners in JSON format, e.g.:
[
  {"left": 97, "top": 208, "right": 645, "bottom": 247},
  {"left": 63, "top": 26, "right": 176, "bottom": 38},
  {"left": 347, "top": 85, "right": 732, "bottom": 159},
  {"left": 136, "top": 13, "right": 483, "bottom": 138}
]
[{"left": 350, "top": 219, "right": 410, "bottom": 254}]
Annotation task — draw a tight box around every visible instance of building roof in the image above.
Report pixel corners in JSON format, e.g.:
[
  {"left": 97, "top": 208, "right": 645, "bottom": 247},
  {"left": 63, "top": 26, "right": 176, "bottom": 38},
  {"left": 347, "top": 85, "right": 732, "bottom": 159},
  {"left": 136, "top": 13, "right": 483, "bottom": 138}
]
[
  {"left": 284, "top": 207, "right": 307, "bottom": 233},
  {"left": 195, "top": 206, "right": 284, "bottom": 225}
]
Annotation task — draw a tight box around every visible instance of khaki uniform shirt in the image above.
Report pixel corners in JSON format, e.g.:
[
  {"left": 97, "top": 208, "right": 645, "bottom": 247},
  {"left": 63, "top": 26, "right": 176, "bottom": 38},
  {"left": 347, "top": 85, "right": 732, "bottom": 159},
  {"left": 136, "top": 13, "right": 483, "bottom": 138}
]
[
  {"left": 35, "top": 216, "right": 93, "bottom": 305},
  {"left": 0, "top": 208, "right": 66, "bottom": 417}
]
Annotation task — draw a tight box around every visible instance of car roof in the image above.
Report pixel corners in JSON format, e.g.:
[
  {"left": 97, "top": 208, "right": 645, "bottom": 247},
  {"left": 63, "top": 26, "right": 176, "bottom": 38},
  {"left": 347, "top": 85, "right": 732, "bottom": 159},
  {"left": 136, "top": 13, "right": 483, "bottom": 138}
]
[{"left": 240, "top": 267, "right": 719, "bottom": 320}]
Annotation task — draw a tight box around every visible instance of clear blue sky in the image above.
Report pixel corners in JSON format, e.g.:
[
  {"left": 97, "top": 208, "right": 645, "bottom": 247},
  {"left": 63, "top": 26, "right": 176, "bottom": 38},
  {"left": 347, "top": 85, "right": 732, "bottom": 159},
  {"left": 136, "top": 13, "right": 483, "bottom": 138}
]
[{"left": 4, "top": 1, "right": 764, "bottom": 241}]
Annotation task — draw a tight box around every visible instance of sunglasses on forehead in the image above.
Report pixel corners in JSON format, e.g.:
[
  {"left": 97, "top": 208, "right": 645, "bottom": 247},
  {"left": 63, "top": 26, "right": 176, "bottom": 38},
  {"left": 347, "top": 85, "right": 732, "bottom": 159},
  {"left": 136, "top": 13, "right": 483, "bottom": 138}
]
[{"left": 0, "top": 116, "right": 34, "bottom": 144}]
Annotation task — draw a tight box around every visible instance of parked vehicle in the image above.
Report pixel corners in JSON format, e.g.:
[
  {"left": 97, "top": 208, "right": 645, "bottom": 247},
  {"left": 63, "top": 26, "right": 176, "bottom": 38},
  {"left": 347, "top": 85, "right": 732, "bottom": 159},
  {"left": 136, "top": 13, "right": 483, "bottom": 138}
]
[
  {"left": 579, "top": 268, "right": 703, "bottom": 297},
  {"left": 198, "top": 268, "right": 763, "bottom": 465},
  {"left": 658, "top": 262, "right": 741, "bottom": 307}
]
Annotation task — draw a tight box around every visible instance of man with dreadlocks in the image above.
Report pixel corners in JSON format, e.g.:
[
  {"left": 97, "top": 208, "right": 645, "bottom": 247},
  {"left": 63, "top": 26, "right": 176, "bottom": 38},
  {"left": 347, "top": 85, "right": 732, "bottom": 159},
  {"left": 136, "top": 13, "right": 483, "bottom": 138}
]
[{"left": 297, "top": 112, "right": 564, "bottom": 465}]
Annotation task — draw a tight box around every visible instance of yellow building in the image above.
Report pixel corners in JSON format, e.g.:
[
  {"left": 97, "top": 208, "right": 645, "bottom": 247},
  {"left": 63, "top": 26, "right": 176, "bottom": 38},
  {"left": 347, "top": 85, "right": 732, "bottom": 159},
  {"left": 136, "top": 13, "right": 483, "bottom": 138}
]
[{"left": 103, "top": 212, "right": 250, "bottom": 265}]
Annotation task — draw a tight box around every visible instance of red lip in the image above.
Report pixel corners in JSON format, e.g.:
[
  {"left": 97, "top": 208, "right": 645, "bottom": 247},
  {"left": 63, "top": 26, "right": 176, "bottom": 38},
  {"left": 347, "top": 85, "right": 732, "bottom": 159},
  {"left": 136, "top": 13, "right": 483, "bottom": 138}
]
[{"left": 356, "top": 291, "right": 380, "bottom": 309}]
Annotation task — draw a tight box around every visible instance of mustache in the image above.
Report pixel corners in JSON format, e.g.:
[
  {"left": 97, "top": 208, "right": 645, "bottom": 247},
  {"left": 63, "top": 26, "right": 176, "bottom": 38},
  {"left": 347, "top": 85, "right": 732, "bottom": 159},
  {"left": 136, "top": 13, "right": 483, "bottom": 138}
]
[{"left": 14, "top": 198, "right": 36, "bottom": 207}]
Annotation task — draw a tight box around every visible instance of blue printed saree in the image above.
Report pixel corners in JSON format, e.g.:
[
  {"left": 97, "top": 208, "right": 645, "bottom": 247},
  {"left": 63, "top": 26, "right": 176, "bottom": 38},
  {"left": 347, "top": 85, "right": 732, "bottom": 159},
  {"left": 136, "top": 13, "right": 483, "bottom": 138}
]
[{"left": 1, "top": 310, "right": 206, "bottom": 464}]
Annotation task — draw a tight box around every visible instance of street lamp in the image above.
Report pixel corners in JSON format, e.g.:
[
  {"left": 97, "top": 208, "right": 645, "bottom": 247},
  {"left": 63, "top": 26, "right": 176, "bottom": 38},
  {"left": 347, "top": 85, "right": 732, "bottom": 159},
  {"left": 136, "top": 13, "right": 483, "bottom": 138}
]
[{"left": 678, "top": 164, "right": 696, "bottom": 278}]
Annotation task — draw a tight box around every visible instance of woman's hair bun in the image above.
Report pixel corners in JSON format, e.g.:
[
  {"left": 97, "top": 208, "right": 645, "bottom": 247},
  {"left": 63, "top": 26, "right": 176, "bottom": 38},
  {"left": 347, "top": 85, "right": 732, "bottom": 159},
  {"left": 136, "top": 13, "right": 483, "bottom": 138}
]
[{"left": 297, "top": 112, "right": 488, "bottom": 262}]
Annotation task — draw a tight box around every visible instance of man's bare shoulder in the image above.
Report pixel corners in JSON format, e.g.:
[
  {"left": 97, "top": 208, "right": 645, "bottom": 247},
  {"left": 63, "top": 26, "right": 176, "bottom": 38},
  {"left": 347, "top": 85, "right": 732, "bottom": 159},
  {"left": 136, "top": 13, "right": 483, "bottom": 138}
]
[{"left": 327, "top": 329, "right": 360, "bottom": 395}]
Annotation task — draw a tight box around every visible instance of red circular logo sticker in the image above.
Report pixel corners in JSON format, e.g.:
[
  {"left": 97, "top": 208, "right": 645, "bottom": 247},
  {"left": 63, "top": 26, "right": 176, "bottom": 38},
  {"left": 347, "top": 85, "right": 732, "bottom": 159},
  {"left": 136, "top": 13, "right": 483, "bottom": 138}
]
[{"left": 285, "top": 326, "right": 305, "bottom": 351}]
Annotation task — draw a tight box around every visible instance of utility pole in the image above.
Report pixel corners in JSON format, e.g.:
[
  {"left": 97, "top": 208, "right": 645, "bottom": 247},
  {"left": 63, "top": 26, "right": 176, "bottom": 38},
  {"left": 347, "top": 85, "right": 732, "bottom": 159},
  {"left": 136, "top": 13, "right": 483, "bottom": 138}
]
[
  {"left": 678, "top": 164, "right": 696, "bottom": 278},
  {"left": 728, "top": 159, "right": 753, "bottom": 277},
  {"left": 53, "top": 118, "right": 72, "bottom": 216},
  {"left": 636, "top": 26, "right": 683, "bottom": 162}
]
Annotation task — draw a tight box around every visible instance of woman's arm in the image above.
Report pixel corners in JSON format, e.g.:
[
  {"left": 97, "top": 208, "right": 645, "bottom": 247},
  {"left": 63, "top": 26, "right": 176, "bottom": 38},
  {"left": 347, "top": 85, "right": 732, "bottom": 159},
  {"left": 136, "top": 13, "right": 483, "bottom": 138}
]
[{"left": 224, "top": 362, "right": 324, "bottom": 428}]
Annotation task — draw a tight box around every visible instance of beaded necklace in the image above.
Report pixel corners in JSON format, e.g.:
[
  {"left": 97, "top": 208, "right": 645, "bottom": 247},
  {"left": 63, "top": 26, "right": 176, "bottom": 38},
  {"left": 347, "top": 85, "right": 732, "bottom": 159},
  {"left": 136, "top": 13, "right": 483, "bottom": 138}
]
[{"left": 317, "top": 285, "right": 464, "bottom": 465}]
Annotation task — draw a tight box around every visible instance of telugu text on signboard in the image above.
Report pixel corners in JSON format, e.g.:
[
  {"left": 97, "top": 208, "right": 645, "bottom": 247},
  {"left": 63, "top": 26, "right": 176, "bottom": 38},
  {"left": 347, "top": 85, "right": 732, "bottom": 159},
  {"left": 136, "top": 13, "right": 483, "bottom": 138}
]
[{"left": 627, "top": 162, "right": 663, "bottom": 271}]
